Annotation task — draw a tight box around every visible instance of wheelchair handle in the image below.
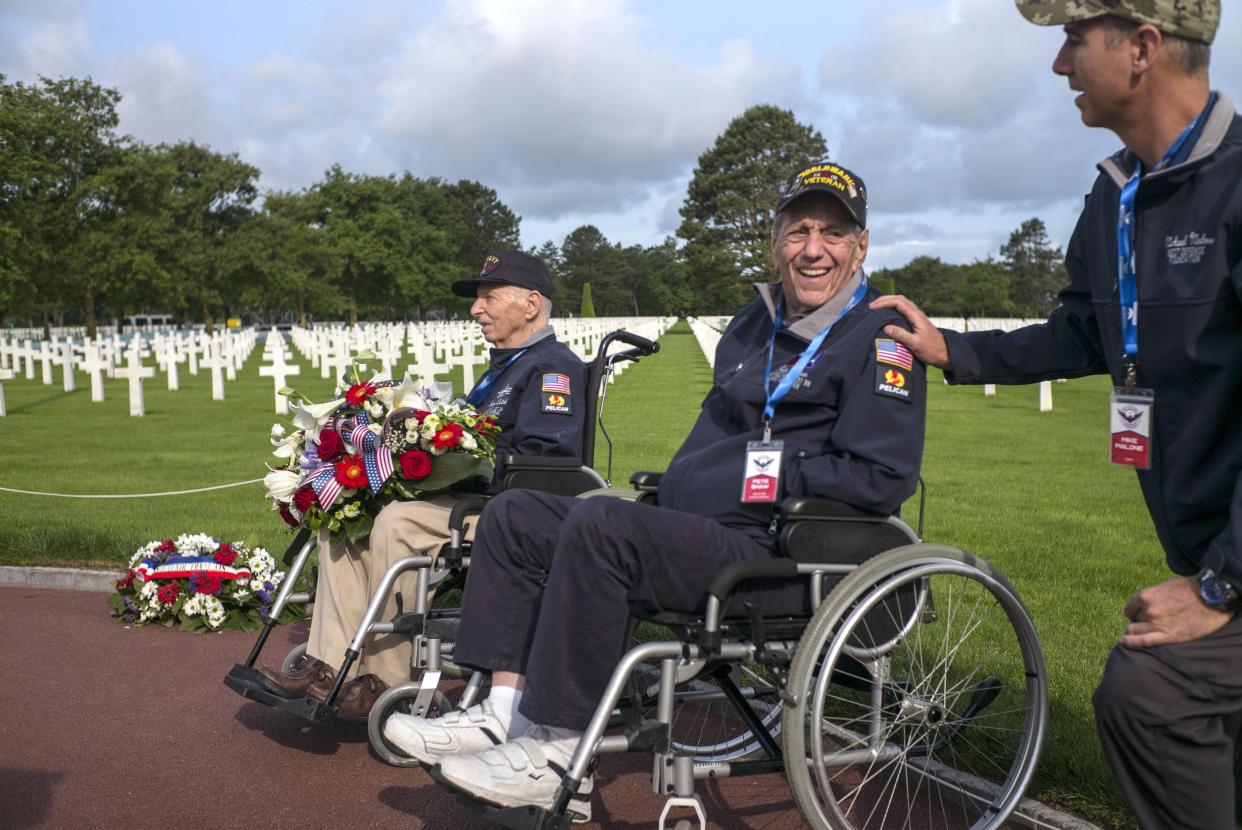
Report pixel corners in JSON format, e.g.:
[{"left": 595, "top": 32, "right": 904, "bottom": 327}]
[{"left": 610, "top": 330, "right": 659, "bottom": 356}]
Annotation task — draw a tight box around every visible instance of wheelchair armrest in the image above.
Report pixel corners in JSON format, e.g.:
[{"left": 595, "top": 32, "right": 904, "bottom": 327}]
[
  {"left": 780, "top": 496, "right": 890, "bottom": 521},
  {"left": 705, "top": 559, "right": 799, "bottom": 605},
  {"left": 449, "top": 494, "right": 491, "bottom": 532},
  {"left": 629, "top": 471, "right": 663, "bottom": 490},
  {"left": 501, "top": 454, "right": 587, "bottom": 470}
]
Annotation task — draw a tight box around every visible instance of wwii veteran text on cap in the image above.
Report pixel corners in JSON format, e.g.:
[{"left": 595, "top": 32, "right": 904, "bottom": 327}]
[
  {"left": 1015, "top": 0, "right": 1219, "bottom": 44},
  {"left": 452, "top": 250, "right": 555, "bottom": 299},
  {"left": 776, "top": 162, "right": 869, "bottom": 230}
]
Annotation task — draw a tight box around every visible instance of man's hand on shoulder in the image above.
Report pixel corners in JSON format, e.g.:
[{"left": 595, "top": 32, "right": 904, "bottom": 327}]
[
  {"left": 1120, "top": 575, "right": 1233, "bottom": 648},
  {"left": 868, "top": 295, "right": 951, "bottom": 370}
]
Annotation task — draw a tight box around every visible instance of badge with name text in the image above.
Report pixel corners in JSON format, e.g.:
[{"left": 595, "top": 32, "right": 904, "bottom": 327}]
[
  {"left": 1109, "top": 388, "right": 1154, "bottom": 469},
  {"left": 875, "top": 365, "right": 911, "bottom": 401},
  {"left": 741, "top": 440, "right": 784, "bottom": 504}
]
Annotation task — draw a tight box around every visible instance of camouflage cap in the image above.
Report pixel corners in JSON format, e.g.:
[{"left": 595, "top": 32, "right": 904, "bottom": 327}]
[{"left": 1014, "top": 0, "right": 1219, "bottom": 44}]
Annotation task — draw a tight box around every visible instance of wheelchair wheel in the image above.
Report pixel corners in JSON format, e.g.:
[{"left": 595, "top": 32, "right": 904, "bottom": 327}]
[
  {"left": 280, "top": 642, "right": 309, "bottom": 674},
  {"left": 368, "top": 682, "right": 453, "bottom": 767},
  {"left": 782, "top": 544, "right": 1047, "bottom": 830}
]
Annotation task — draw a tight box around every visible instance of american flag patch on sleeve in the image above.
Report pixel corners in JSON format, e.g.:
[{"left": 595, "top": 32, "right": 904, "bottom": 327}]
[
  {"left": 541, "top": 373, "right": 572, "bottom": 394},
  {"left": 875, "top": 339, "right": 914, "bottom": 370}
]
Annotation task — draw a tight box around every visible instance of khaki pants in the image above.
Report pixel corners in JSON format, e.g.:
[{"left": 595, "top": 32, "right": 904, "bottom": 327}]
[{"left": 305, "top": 496, "right": 475, "bottom": 686}]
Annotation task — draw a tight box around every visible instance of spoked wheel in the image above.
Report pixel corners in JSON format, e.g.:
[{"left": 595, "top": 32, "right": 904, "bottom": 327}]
[
  {"left": 280, "top": 642, "right": 309, "bottom": 673},
  {"left": 368, "top": 681, "right": 454, "bottom": 767},
  {"left": 783, "top": 545, "right": 1047, "bottom": 830}
]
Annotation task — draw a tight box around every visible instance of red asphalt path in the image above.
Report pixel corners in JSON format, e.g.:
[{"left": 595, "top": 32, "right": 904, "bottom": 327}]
[{"left": 0, "top": 586, "right": 805, "bottom": 829}]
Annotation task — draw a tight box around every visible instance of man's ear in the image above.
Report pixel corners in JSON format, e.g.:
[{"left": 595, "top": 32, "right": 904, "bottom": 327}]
[
  {"left": 1132, "top": 23, "right": 1163, "bottom": 77},
  {"left": 854, "top": 229, "right": 870, "bottom": 270}
]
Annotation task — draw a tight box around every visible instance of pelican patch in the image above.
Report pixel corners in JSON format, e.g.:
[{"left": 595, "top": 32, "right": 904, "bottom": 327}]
[
  {"left": 542, "top": 392, "right": 573, "bottom": 415},
  {"left": 875, "top": 365, "right": 911, "bottom": 401}
]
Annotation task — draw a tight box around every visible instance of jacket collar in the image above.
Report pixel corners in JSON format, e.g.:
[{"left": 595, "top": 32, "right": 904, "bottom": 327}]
[
  {"left": 489, "top": 325, "right": 554, "bottom": 367},
  {"left": 1099, "top": 91, "right": 1236, "bottom": 188},
  {"left": 753, "top": 269, "right": 865, "bottom": 342}
]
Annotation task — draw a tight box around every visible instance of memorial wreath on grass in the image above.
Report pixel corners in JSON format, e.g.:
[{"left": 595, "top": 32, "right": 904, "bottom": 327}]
[
  {"left": 263, "top": 352, "right": 499, "bottom": 545},
  {"left": 109, "top": 535, "right": 298, "bottom": 632}
]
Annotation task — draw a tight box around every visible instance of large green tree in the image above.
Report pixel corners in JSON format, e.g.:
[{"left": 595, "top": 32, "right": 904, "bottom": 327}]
[
  {"left": 678, "top": 104, "right": 827, "bottom": 313},
  {"left": 1001, "top": 218, "right": 1066, "bottom": 318}
]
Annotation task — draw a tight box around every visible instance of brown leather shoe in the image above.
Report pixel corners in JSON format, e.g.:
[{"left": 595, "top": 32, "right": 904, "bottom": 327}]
[
  {"left": 256, "top": 656, "right": 336, "bottom": 698},
  {"left": 307, "top": 673, "right": 389, "bottom": 717}
]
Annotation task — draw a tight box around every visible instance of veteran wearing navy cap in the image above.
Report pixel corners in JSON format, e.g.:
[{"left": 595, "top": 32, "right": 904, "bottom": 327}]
[
  {"left": 256, "top": 250, "right": 586, "bottom": 718},
  {"left": 873, "top": 1, "right": 1241, "bottom": 826},
  {"left": 381, "top": 161, "right": 927, "bottom": 821}
]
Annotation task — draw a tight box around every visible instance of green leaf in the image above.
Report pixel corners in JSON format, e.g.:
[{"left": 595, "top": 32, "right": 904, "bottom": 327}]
[{"left": 414, "top": 452, "right": 492, "bottom": 493}]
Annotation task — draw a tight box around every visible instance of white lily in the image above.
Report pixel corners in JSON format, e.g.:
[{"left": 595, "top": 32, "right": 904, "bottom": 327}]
[
  {"left": 271, "top": 431, "right": 303, "bottom": 459},
  {"left": 263, "top": 467, "right": 303, "bottom": 503},
  {"left": 385, "top": 375, "right": 431, "bottom": 411},
  {"left": 270, "top": 423, "right": 286, "bottom": 440},
  {"left": 289, "top": 397, "right": 346, "bottom": 442}
]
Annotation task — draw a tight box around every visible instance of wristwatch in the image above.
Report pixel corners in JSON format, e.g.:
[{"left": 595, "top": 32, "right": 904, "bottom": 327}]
[{"left": 1197, "top": 568, "right": 1240, "bottom": 612}]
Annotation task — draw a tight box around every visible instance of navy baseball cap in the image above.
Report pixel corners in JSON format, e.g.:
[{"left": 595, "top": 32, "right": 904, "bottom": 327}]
[
  {"left": 451, "top": 250, "right": 555, "bottom": 299},
  {"left": 775, "top": 162, "right": 868, "bottom": 229}
]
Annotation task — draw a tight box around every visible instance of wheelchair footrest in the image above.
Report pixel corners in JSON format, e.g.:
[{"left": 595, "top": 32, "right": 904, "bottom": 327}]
[
  {"left": 222, "top": 664, "right": 365, "bottom": 725},
  {"left": 482, "top": 805, "right": 572, "bottom": 830}
]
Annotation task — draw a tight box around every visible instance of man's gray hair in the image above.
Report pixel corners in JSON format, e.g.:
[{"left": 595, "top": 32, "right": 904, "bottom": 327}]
[
  {"left": 540, "top": 295, "right": 553, "bottom": 320},
  {"left": 1102, "top": 15, "right": 1211, "bottom": 77}
]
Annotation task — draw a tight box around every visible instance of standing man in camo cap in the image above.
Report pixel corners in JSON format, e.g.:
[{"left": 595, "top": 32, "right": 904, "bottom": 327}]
[{"left": 871, "top": 1, "right": 1240, "bottom": 826}]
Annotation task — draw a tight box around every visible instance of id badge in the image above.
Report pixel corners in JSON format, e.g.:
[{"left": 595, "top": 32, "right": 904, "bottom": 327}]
[
  {"left": 1109, "top": 388, "right": 1154, "bottom": 469},
  {"left": 741, "top": 440, "right": 784, "bottom": 503}
]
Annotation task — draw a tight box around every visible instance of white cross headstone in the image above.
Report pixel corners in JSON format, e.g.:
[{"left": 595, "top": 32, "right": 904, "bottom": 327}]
[
  {"left": 58, "top": 342, "right": 78, "bottom": 392},
  {"left": 21, "top": 340, "right": 35, "bottom": 379},
  {"left": 0, "top": 366, "right": 11, "bottom": 416},
  {"left": 38, "top": 342, "right": 55, "bottom": 385},
  {"left": 202, "top": 340, "right": 226, "bottom": 401},
  {"left": 984, "top": 384, "right": 996, "bottom": 397},
  {"left": 221, "top": 335, "right": 238, "bottom": 381},
  {"left": 80, "top": 343, "right": 107, "bottom": 402},
  {"left": 1039, "top": 380, "right": 1053, "bottom": 413},
  {"left": 158, "top": 337, "right": 185, "bottom": 391},
  {"left": 259, "top": 355, "right": 301, "bottom": 414},
  {"left": 114, "top": 346, "right": 155, "bottom": 417}
]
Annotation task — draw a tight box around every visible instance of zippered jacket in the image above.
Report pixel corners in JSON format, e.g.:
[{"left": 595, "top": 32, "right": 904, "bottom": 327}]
[
  {"left": 942, "top": 93, "right": 1242, "bottom": 587},
  {"left": 658, "top": 276, "right": 927, "bottom": 544}
]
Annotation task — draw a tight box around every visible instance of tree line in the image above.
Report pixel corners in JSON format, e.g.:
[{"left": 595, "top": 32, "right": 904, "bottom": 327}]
[{"left": 0, "top": 76, "right": 1068, "bottom": 333}]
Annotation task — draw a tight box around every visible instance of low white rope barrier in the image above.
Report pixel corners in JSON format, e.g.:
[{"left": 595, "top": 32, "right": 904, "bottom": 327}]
[{"left": 0, "top": 478, "right": 264, "bottom": 499}]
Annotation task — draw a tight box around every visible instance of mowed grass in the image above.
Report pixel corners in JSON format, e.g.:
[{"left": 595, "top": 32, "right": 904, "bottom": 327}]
[{"left": 0, "top": 320, "right": 1150, "bottom": 826}]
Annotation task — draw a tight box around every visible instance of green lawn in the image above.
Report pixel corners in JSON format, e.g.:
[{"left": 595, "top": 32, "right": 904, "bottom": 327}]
[{"left": 0, "top": 319, "right": 1153, "bottom": 827}]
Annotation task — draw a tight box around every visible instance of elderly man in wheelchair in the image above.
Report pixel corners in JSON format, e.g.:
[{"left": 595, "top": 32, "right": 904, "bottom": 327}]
[
  {"left": 253, "top": 250, "right": 589, "bottom": 716},
  {"left": 381, "top": 162, "right": 1045, "bottom": 829}
]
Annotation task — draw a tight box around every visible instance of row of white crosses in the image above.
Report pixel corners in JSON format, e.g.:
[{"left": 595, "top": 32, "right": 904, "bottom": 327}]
[{"left": 0, "top": 328, "right": 257, "bottom": 416}]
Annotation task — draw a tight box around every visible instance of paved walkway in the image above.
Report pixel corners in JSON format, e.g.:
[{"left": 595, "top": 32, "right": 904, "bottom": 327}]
[{"left": 0, "top": 586, "right": 803, "bottom": 829}]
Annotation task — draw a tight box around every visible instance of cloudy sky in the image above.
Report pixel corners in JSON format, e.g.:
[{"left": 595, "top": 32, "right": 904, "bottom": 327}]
[{"left": 2, "top": 0, "right": 1237, "bottom": 270}]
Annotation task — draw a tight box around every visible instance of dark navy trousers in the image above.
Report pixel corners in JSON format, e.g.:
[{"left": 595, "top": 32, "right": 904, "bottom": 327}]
[{"left": 452, "top": 489, "right": 808, "bottom": 730}]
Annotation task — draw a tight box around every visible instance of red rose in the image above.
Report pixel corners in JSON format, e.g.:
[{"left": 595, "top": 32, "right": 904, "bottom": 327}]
[
  {"left": 195, "top": 573, "right": 223, "bottom": 596},
  {"left": 293, "top": 486, "right": 317, "bottom": 513},
  {"left": 213, "top": 543, "right": 237, "bottom": 566},
  {"left": 156, "top": 539, "right": 176, "bottom": 553},
  {"left": 278, "top": 502, "right": 300, "bottom": 527},
  {"left": 412, "top": 409, "right": 431, "bottom": 423},
  {"left": 476, "top": 416, "right": 499, "bottom": 436},
  {"left": 116, "top": 569, "right": 136, "bottom": 589},
  {"left": 430, "top": 422, "right": 463, "bottom": 450},
  {"left": 156, "top": 583, "right": 180, "bottom": 604},
  {"left": 335, "top": 454, "right": 369, "bottom": 489},
  {"left": 345, "top": 382, "right": 376, "bottom": 405},
  {"left": 316, "top": 430, "right": 345, "bottom": 461},
  {"left": 398, "top": 449, "right": 433, "bottom": 481}
]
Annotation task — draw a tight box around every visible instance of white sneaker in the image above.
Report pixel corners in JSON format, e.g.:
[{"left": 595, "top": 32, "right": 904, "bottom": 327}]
[
  {"left": 435, "top": 726, "right": 593, "bottom": 823},
  {"left": 382, "top": 699, "right": 508, "bottom": 766}
]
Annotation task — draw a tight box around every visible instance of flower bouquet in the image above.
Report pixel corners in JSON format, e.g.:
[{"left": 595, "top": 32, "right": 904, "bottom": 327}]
[
  {"left": 263, "top": 354, "right": 500, "bottom": 545},
  {"left": 108, "top": 534, "right": 299, "bottom": 632}
]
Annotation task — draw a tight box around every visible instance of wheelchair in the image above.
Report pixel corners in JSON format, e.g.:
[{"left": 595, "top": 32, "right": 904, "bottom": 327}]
[
  {"left": 222, "top": 328, "right": 661, "bottom": 731},
  {"left": 456, "top": 476, "right": 1048, "bottom": 830}
]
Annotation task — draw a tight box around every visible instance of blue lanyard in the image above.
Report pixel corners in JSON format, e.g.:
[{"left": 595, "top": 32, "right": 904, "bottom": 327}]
[
  {"left": 1116, "top": 95, "right": 1212, "bottom": 388},
  {"left": 466, "top": 348, "right": 528, "bottom": 407},
  {"left": 762, "top": 279, "right": 868, "bottom": 439}
]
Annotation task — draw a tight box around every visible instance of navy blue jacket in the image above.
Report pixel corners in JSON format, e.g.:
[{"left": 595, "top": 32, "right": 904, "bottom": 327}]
[
  {"left": 472, "top": 327, "right": 587, "bottom": 490},
  {"left": 942, "top": 93, "right": 1242, "bottom": 589},
  {"left": 658, "top": 277, "right": 927, "bottom": 545}
]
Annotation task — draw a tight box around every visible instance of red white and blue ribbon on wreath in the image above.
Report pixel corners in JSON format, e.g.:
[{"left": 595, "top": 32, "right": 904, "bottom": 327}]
[
  {"left": 306, "top": 410, "right": 396, "bottom": 510},
  {"left": 137, "top": 556, "right": 251, "bottom": 582}
]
